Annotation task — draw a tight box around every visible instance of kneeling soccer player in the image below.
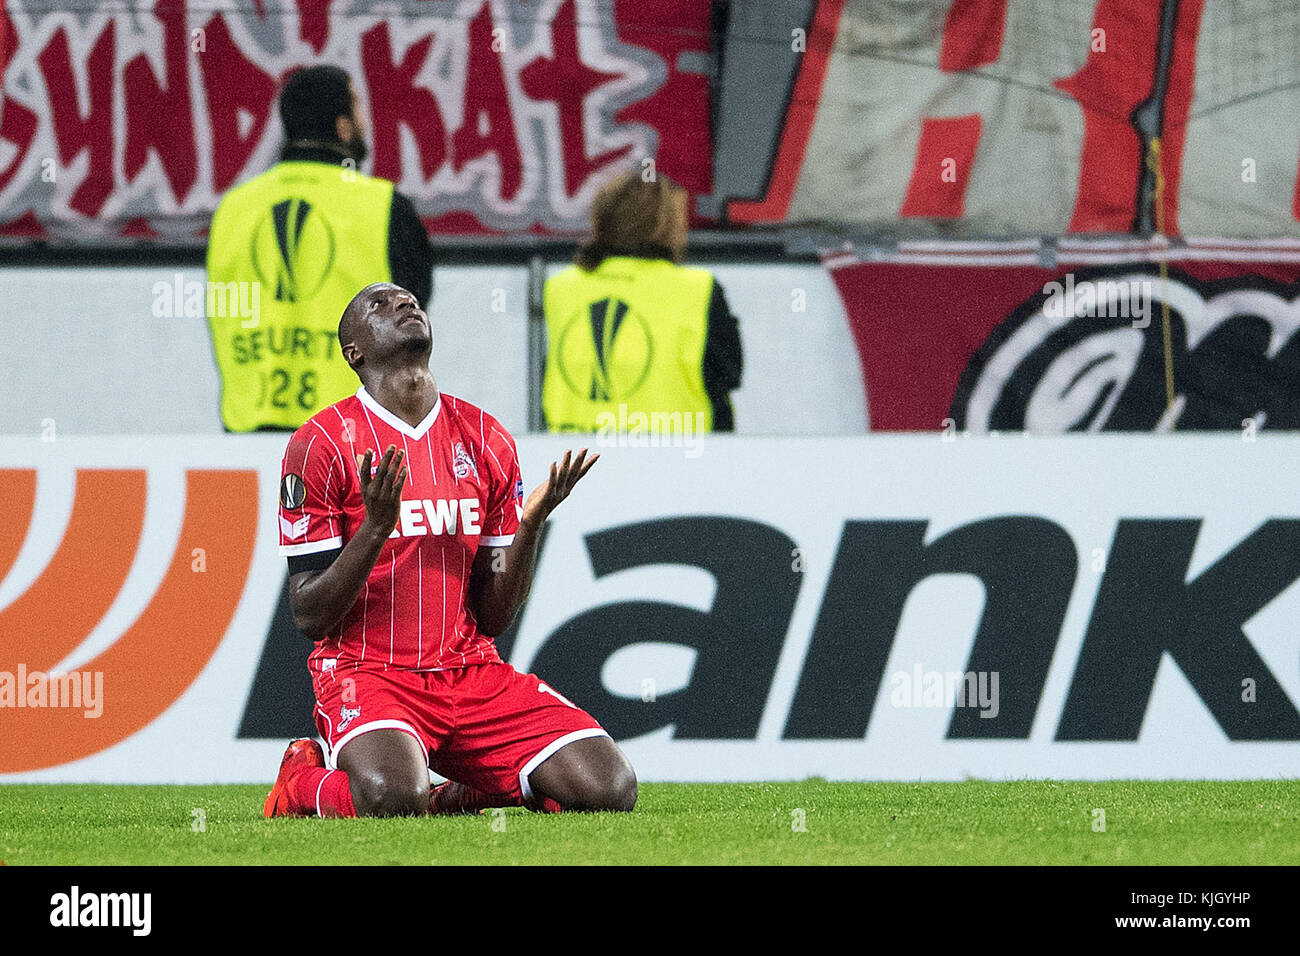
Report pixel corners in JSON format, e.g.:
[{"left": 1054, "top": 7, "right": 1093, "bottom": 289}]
[{"left": 263, "top": 282, "right": 636, "bottom": 818}]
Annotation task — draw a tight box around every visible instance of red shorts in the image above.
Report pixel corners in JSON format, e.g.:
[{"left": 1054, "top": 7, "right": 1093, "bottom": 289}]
[{"left": 312, "top": 661, "right": 607, "bottom": 802}]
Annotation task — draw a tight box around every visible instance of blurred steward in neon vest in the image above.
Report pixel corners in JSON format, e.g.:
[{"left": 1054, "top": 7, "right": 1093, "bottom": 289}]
[
  {"left": 206, "top": 65, "right": 434, "bottom": 432},
  {"left": 542, "top": 171, "right": 743, "bottom": 433}
]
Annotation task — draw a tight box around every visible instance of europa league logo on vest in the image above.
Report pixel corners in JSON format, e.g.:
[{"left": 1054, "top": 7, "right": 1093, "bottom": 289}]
[
  {"left": 250, "top": 198, "right": 337, "bottom": 303},
  {"left": 556, "top": 297, "right": 654, "bottom": 402}
]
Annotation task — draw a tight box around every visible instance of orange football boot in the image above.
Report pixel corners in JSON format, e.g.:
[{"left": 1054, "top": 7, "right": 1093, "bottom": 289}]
[{"left": 263, "top": 738, "right": 326, "bottom": 818}]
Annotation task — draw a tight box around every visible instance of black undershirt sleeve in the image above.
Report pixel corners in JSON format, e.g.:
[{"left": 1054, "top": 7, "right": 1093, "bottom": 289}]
[
  {"left": 286, "top": 548, "right": 342, "bottom": 576},
  {"left": 388, "top": 191, "right": 434, "bottom": 308},
  {"left": 702, "top": 279, "right": 743, "bottom": 432}
]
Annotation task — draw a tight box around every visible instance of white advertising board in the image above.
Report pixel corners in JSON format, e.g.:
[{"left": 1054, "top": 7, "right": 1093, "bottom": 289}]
[{"left": 1, "top": 433, "right": 1297, "bottom": 782}]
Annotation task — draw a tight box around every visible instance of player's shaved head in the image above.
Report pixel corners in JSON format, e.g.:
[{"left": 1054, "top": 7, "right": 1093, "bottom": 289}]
[
  {"left": 337, "top": 310, "right": 352, "bottom": 356},
  {"left": 340, "top": 282, "right": 398, "bottom": 366},
  {"left": 340, "top": 282, "right": 390, "bottom": 346}
]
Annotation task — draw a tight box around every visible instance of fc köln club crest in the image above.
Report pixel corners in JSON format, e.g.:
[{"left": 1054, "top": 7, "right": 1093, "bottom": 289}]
[{"left": 452, "top": 441, "right": 478, "bottom": 480}]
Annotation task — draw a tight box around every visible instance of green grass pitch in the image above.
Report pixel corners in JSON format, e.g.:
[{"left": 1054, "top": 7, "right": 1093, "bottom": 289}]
[{"left": 2, "top": 780, "right": 1297, "bottom": 865}]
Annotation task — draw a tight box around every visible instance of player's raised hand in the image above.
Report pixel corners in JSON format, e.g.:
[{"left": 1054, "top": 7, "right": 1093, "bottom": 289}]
[
  {"left": 524, "top": 448, "right": 599, "bottom": 521},
  {"left": 359, "top": 444, "right": 407, "bottom": 535}
]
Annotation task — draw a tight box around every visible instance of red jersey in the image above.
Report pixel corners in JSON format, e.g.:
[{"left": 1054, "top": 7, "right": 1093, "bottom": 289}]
[{"left": 277, "top": 386, "right": 523, "bottom": 672}]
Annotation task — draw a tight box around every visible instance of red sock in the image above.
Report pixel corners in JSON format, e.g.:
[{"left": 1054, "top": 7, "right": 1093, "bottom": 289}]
[{"left": 287, "top": 767, "right": 356, "bottom": 818}]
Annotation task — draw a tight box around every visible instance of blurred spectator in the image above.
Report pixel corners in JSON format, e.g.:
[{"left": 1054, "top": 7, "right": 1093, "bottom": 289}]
[
  {"left": 206, "top": 65, "right": 433, "bottom": 432},
  {"left": 542, "top": 171, "right": 742, "bottom": 433}
]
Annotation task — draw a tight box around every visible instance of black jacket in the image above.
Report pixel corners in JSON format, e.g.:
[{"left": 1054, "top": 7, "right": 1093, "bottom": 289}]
[{"left": 702, "top": 279, "right": 743, "bottom": 431}]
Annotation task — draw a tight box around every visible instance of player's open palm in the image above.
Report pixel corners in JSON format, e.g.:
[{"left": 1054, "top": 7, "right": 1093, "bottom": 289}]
[
  {"left": 525, "top": 448, "right": 598, "bottom": 521},
  {"left": 360, "top": 445, "right": 407, "bottom": 534}
]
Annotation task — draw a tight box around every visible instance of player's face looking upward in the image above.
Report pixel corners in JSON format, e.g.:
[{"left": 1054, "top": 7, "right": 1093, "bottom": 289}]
[
  {"left": 338, "top": 282, "right": 438, "bottom": 431},
  {"left": 339, "top": 283, "right": 432, "bottom": 376}
]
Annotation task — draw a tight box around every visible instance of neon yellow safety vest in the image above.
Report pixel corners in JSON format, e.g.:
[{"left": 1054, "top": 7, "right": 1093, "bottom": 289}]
[
  {"left": 543, "top": 257, "right": 715, "bottom": 433},
  {"left": 206, "top": 161, "right": 393, "bottom": 431}
]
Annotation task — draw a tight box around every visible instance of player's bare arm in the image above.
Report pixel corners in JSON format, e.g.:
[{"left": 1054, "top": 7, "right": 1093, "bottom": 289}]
[
  {"left": 288, "top": 445, "right": 407, "bottom": 639},
  {"left": 468, "top": 447, "right": 599, "bottom": 637}
]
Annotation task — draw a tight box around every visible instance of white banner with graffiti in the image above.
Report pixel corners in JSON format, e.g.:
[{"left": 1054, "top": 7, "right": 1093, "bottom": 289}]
[
  {"left": 0, "top": 0, "right": 712, "bottom": 242},
  {"left": 2, "top": 433, "right": 1299, "bottom": 782}
]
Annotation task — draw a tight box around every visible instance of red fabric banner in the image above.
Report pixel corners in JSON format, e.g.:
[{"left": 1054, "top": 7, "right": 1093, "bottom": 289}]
[{"left": 827, "top": 242, "right": 1300, "bottom": 431}]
